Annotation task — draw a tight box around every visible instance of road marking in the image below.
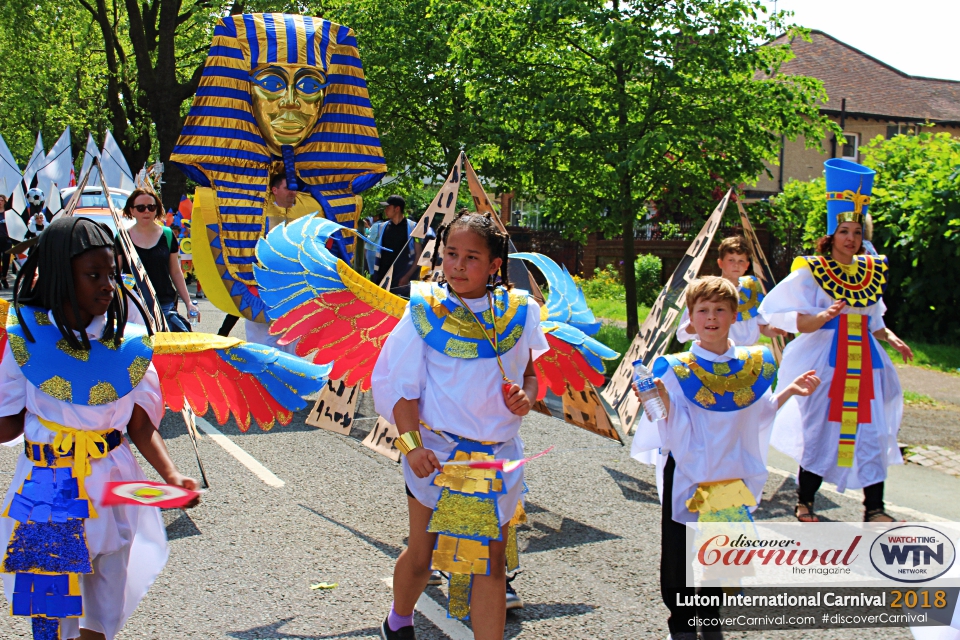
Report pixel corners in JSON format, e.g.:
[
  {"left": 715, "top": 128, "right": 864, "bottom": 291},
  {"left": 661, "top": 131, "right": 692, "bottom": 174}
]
[
  {"left": 194, "top": 416, "right": 285, "bottom": 488},
  {"left": 380, "top": 578, "right": 473, "bottom": 640},
  {"left": 766, "top": 465, "right": 948, "bottom": 522}
]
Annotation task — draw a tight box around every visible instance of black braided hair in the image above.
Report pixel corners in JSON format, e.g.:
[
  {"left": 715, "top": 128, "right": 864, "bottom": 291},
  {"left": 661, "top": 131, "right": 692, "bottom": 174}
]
[
  {"left": 428, "top": 208, "right": 512, "bottom": 290},
  {"left": 14, "top": 217, "right": 129, "bottom": 350}
]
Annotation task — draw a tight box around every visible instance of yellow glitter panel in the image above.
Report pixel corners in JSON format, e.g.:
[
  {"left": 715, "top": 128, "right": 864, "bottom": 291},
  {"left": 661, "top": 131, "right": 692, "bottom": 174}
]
[
  {"left": 128, "top": 356, "right": 151, "bottom": 388},
  {"left": 712, "top": 362, "right": 731, "bottom": 376},
  {"left": 444, "top": 338, "right": 478, "bottom": 359},
  {"left": 694, "top": 386, "right": 716, "bottom": 407},
  {"left": 88, "top": 382, "right": 119, "bottom": 406},
  {"left": 152, "top": 331, "right": 242, "bottom": 355},
  {"left": 506, "top": 525, "right": 519, "bottom": 572},
  {"left": 433, "top": 453, "right": 499, "bottom": 494},
  {"left": 427, "top": 489, "right": 501, "bottom": 540},
  {"left": 98, "top": 336, "right": 121, "bottom": 350},
  {"left": 498, "top": 324, "right": 524, "bottom": 354},
  {"left": 732, "top": 387, "right": 756, "bottom": 408},
  {"left": 39, "top": 376, "right": 72, "bottom": 402},
  {"left": 337, "top": 260, "right": 406, "bottom": 319},
  {"left": 448, "top": 573, "right": 472, "bottom": 620},
  {"left": 56, "top": 339, "right": 90, "bottom": 362},
  {"left": 508, "top": 503, "right": 527, "bottom": 526},
  {"left": 33, "top": 311, "right": 51, "bottom": 326},
  {"left": 410, "top": 304, "right": 431, "bottom": 337},
  {"left": 762, "top": 362, "right": 776, "bottom": 380},
  {"left": 8, "top": 334, "right": 28, "bottom": 366},
  {"left": 686, "top": 479, "right": 757, "bottom": 513},
  {"left": 672, "top": 364, "right": 690, "bottom": 380}
]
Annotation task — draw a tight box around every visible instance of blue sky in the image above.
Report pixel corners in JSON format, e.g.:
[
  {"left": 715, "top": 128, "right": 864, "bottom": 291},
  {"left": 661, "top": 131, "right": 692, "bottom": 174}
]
[{"left": 772, "top": 0, "right": 960, "bottom": 81}]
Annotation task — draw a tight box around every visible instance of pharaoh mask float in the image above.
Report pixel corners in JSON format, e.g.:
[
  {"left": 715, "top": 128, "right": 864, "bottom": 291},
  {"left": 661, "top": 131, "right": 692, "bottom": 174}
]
[{"left": 171, "top": 13, "right": 386, "bottom": 322}]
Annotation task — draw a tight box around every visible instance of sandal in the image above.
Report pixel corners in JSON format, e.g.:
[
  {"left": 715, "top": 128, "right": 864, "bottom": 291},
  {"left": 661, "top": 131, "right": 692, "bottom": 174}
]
[
  {"left": 864, "top": 509, "right": 900, "bottom": 523},
  {"left": 795, "top": 501, "right": 820, "bottom": 522}
]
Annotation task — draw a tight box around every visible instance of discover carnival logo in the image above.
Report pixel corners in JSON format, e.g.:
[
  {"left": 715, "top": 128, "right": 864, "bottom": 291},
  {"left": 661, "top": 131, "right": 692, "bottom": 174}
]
[{"left": 869, "top": 525, "right": 956, "bottom": 583}]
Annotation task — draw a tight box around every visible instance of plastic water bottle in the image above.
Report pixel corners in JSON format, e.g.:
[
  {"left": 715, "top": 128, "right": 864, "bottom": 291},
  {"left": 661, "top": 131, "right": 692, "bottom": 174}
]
[
  {"left": 188, "top": 302, "right": 199, "bottom": 327},
  {"left": 633, "top": 360, "right": 667, "bottom": 421}
]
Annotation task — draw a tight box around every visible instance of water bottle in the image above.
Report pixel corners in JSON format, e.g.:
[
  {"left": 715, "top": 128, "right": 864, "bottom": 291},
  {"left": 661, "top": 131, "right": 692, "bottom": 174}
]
[
  {"left": 633, "top": 360, "right": 667, "bottom": 421},
  {"left": 188, "top": 302, "right": 199, "bottom": 327}
]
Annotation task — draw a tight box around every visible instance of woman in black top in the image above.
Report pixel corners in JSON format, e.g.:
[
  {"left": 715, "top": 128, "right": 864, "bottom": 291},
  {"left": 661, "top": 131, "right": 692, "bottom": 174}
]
[{"left": 123, "top": 188, "right": 199, "bottom": 327}]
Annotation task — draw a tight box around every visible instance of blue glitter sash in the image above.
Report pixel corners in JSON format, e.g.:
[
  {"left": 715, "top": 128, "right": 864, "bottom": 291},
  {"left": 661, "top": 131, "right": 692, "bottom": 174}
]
[
  {"left": 653, "top": 346, "right": 777, "bottom": 412},
  {"left": 409, "top": 282, "right": 528, "bottom": 359},
  {"left": 737, "top": 276, "right": 764, "bottom": 321},
  {"left": 426, "top": 435, "right": 507, "bottom": 619},
  {"left": 6, "top": 307, "right": 153, "bottom": 405}
]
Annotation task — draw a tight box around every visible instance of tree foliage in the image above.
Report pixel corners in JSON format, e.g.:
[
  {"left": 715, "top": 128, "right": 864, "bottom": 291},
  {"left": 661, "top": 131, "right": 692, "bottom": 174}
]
[
  {"left": 861, "top": 132, "right": 960, "bottom": 343},
  {"left": 0, "top": 0, "right": 112, "bottom": 162},
  {"left": 765, "top": 176, "right": 826, "bottom": 252},
  {"left": 442, "top": 0, "right": 837, "bottom": 334}
]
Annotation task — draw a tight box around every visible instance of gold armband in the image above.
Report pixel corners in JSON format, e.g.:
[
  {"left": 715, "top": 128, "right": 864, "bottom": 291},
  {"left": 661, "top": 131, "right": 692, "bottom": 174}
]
[{"left": 395, "top": 431, "right": 423, "bottom": 456}]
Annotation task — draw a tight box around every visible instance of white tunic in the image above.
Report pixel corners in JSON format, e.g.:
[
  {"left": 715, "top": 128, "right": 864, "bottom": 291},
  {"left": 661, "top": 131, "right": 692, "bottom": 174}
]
[
  {"left": 630, "top": 342, "right": 775, "bottom": 524},
  {"left": 676, "top": 308, "right": 763, "bottom": 346},
  {"left": 758, "top": 267, "right": 903, "bottom": 492},
  {"left": 371, "top": 292, "right": 549, "bottom": 523},
  {"left": 0, "top": 313, "right": 168, "bottom": 640}
]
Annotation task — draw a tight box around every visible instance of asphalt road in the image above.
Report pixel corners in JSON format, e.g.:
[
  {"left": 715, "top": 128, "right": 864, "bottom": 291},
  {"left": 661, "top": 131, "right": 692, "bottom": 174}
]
[{"left": 0, "top": 288, "right": 949, "bottom": 639}]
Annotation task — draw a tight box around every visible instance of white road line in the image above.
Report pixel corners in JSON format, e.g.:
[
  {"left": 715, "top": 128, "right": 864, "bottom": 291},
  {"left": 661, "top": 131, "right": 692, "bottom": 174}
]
[
  {"left": 766, "top": 465, "right": 948, "bottom": 522},
  {"left": 194, "top": 416, "right": 285, "bottom": 488},
  {"left": 381, "top": 577, "right": 473, "bottom": 640}
]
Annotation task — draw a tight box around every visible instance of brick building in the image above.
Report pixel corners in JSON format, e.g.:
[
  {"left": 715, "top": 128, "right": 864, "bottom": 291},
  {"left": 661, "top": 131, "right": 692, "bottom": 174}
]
[{"left": 750, "top": 30, "right": 960, "bottom": 198}]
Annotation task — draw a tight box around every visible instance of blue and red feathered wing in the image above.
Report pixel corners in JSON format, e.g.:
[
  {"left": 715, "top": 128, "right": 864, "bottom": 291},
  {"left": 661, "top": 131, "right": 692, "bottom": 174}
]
[
  {"left": 254, "top": 216, "right": 406, "bottom": 390},
  {"left": 151, "top": 332, "right": 331, "bottom": 431}
]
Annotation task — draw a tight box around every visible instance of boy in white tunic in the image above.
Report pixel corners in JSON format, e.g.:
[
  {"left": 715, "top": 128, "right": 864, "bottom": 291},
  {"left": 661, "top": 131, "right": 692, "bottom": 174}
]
[
  {"left": 676, "top": 236, "right": 786, "bottom": 346},
  {"left": 631, "top": 277, "right": 819, "bottom": 640},
  {"left": 371, "top": 211, "right": 549, "bottom": 640},
  {"left": 759, "top": 158, "right": 912, "bottom": 523}
]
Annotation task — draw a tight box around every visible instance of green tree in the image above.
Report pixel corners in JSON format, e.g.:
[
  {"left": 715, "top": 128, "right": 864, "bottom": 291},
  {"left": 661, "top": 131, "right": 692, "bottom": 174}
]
[
  {"left": 861, "top": 132, "right": 960, "bottom": 342},
  {"left": 75, "top": 0, "right": 256, "bottom": 207},
  {"left": 446, "top": 0, "right": 837, "bottom": 336},
  {"left": 0, "top": 0, "right": 112, "bottom": 163},
  {"left": 766, "top": 176, "right": 826, "bottom": 252}
]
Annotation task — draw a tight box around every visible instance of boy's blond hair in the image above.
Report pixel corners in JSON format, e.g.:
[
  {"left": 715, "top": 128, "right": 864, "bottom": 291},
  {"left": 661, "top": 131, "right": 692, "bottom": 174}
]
[
  {"left": 717, "top": 236, "right": 753, "bottom": 261},
  {"left": 685, "top": 276, "right": 738, "bottom": 313}
]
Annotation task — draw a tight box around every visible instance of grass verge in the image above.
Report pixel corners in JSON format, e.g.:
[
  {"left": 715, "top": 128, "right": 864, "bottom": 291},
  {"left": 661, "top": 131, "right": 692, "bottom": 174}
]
[{"left": 883, "top": 341, "right": 960, "bottom": 375}]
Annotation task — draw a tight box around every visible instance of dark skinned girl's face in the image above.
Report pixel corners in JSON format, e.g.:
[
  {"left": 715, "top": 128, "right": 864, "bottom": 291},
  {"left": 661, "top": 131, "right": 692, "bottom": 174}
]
[{"left": 68, "top": 248, "right": 117, "bottom": 328}]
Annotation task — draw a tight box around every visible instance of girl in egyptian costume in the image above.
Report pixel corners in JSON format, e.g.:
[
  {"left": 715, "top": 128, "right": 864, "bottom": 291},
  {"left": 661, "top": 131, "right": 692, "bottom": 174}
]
[
  {"left": 252, "top": 205, "right": 618, "bottom": 638},
  {"left": 759, "top": 159, "right": 913, "bottom": 523},
  {"left": 0, "top": 217, "right": 329, "bottom": 640}
]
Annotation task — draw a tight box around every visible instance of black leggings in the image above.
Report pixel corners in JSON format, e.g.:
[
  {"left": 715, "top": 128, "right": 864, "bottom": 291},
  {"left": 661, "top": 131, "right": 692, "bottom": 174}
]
[
  {"left": 797, "top": 467, "right": 884, "bottom": 511},
  {"left": 662, "top": 456, "right": 722, "bottom": 635}
]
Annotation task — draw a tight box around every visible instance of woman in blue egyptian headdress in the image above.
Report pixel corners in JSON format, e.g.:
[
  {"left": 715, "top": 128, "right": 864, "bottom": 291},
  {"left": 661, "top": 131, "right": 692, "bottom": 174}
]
[
  {"left": 170, "top": 12, "right": 386, "bottom": 325},
  {"left": 759, "top": 159, "right": 912, "bottom": 524}
]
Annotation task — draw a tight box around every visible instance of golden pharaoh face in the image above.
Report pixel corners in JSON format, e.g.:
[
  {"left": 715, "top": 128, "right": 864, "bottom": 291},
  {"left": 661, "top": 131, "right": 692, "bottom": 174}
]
[{"left": 250, "top": 64, "right": 327, "bottom": 155}]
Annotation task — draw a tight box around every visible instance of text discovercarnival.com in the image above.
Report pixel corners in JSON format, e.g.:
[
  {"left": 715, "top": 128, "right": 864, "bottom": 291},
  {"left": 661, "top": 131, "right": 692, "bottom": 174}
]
[{"left": 680, "top": 522, "right": 960, "bottom": 630}]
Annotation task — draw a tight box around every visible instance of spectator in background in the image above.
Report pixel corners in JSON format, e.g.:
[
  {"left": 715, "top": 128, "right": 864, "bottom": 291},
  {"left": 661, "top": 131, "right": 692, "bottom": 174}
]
[
  {"left": 366, "top": 195, "right": 432, "bottom": 297},
  {"left": 0, "top": 194, "right": 10, "bottom": 288},
  {"left": 123, "top": 188, "right": 199, "bottom": 331}
]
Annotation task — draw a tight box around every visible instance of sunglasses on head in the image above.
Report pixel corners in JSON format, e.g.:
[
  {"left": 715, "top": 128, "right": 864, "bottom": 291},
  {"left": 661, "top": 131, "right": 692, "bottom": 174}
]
[{"left": 133, "top": 204, "right": 158, "bottom": 213}]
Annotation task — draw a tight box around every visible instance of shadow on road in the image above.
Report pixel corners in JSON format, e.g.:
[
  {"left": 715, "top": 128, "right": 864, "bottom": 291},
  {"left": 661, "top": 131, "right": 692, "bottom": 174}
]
[{"left": 228, "top": 618, "right": 380, "bottom": 639}]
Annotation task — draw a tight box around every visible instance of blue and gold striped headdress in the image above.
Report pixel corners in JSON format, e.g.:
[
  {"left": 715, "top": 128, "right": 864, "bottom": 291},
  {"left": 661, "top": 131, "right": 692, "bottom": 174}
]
[{"left": 170, "top": 13, "right": 386, "bottom": 321}]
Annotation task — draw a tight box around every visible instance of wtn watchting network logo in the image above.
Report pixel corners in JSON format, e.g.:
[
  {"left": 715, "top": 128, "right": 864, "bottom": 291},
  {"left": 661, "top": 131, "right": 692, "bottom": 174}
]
[{"left": 869, "top": 525, "right": 956, "bottom": 583}]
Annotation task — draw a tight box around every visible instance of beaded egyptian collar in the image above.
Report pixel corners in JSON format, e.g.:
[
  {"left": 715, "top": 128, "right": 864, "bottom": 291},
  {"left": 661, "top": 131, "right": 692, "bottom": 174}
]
[
  {"left": 737, "top": 276, "right": 764, "bottom": 321},
  {"left": 792, "top": 255, "right": 888, "bottom": 308},
  {"left": 653, "top": 346, "right": 777, "bottom": 412},
  {"left": 6, "top": 307, "right": 153, "bottom": 405},
  {"left": 409, "top": 282, "right": 528, "bottom": 359}
]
